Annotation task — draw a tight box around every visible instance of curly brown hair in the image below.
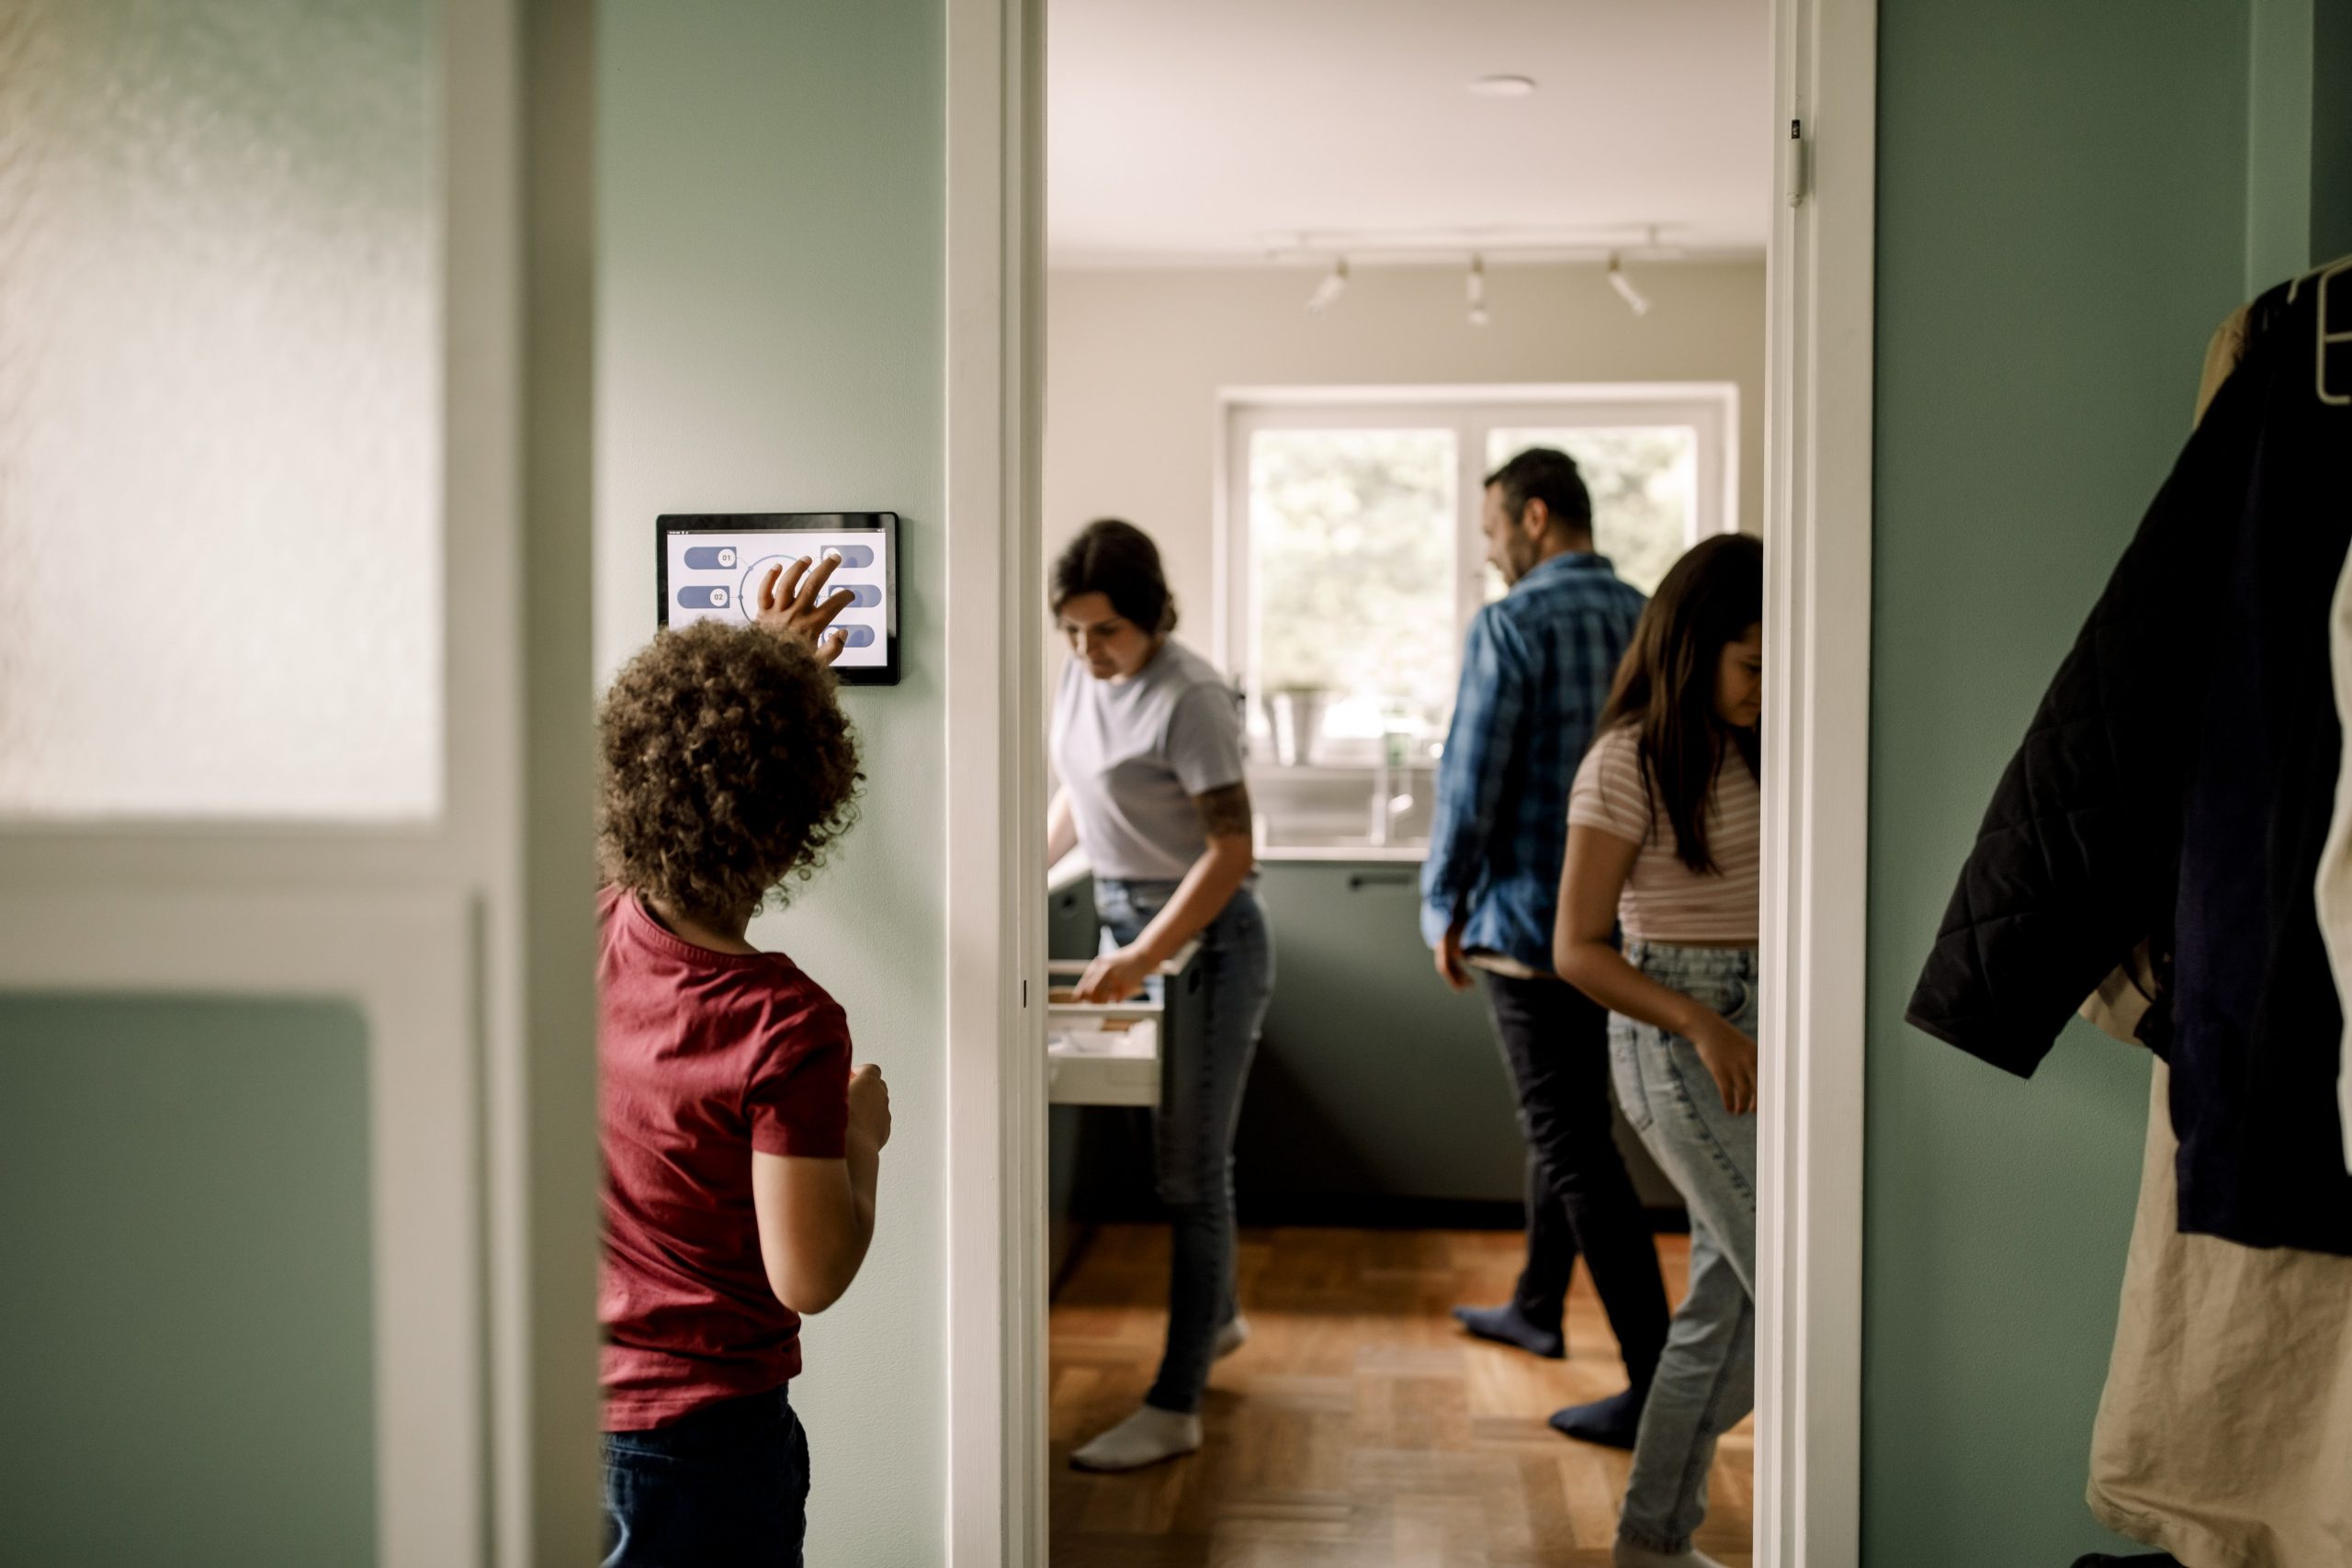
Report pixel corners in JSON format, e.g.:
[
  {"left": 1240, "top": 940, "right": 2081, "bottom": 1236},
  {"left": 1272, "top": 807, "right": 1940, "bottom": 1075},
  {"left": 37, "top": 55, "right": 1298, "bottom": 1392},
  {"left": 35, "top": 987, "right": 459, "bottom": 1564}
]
[{"left": 597, "top": 621, "right": 863, "bottom": 918}]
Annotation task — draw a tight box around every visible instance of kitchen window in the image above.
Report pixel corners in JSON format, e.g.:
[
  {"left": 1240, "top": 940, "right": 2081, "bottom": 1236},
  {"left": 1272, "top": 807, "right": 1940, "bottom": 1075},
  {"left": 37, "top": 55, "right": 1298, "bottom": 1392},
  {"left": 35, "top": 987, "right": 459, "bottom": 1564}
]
[{"left": 1220, "top": 386, "right": 1738, "bottom": 780}]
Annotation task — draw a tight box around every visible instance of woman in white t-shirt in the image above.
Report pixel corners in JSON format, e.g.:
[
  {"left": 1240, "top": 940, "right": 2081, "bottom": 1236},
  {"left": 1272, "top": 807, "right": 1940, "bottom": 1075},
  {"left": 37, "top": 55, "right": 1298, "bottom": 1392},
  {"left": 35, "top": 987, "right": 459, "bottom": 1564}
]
[
  {"left": 1552, "top": 534, "right": 1763, "bottom": 1568},
  {"left": 1046, "top": 518, "right": 1273, "bottom": 1473}
]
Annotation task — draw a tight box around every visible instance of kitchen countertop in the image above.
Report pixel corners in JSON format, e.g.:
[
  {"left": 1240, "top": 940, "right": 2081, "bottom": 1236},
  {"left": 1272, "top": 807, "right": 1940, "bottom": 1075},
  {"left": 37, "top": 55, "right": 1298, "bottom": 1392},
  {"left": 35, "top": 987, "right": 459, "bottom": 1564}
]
[
  {"left": 1253, "top": 841, "right": 1428, "bottom": 864},
  {"left": 1053, "top": 840, "right": 1427, "bottom": 874}
]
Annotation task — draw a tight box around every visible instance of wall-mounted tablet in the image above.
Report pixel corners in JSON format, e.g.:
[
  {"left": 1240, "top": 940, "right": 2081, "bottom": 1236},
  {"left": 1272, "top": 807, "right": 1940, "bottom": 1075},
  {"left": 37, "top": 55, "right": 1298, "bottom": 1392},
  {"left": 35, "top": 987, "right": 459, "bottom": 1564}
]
[{"left": 657, "top": 512, "right": 900, "bottom": 686}]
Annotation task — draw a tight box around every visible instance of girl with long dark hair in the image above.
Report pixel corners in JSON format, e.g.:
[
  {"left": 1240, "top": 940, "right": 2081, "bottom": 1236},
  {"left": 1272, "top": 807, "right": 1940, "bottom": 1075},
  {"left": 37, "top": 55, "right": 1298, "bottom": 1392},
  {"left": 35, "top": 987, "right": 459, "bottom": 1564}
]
[{"left": 1552, "top": 533, "right": 1763, "bottom": 1568}]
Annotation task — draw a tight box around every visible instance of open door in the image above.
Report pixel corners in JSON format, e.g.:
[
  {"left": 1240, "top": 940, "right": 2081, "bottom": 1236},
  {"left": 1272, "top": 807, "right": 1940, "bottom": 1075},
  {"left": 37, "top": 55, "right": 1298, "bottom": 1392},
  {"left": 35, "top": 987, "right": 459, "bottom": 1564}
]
[{"left": 0, "top": 2, "right": 600, "bottom": 1562}]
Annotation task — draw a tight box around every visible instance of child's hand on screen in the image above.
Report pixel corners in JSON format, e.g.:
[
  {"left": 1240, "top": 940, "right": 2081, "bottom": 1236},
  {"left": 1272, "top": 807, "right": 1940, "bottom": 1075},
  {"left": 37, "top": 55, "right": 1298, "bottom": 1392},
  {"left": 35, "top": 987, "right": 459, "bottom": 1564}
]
[{"left": 757, "top": 555, "right": 854, "bottom": 664}]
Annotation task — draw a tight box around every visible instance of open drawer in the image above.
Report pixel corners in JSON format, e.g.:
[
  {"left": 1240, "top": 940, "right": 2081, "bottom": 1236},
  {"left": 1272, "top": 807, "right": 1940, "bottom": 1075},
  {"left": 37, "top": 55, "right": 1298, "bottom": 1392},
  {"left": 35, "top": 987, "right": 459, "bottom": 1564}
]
[{"left": 1045, "top": 941, "right": 1201, "bottom": 1108}]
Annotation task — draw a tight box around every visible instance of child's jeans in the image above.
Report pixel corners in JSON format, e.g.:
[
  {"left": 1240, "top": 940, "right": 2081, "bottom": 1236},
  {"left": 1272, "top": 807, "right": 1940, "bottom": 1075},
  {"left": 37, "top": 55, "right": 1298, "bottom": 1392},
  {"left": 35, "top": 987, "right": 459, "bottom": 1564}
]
[
  {"left": 1607, "top": 942, "right": 1760, "bottom": 1558},
  {"left": 602, "top": 1385, "right": 808, "bottom": 1567}
]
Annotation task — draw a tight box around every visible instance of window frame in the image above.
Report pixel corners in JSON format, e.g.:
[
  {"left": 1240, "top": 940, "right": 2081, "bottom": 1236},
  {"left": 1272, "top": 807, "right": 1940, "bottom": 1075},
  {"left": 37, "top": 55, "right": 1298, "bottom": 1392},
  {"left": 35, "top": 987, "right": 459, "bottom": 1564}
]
[{"left": 1215, "top": 383, "right": 1740, "bottom": 745}]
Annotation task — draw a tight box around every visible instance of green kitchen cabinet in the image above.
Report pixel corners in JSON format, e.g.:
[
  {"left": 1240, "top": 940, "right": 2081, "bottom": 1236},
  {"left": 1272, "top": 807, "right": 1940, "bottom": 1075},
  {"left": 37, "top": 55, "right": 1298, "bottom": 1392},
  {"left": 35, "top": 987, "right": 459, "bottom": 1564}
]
[
  {"left": 1237, "top": 860, "right": 1682, "bottom": 1215},
  {"left": 1048, "top": 869, "right": 1098, "bottom": 964},
  {"left": 1046, "top": 860, "right": 1680, "bottom": 1252}
]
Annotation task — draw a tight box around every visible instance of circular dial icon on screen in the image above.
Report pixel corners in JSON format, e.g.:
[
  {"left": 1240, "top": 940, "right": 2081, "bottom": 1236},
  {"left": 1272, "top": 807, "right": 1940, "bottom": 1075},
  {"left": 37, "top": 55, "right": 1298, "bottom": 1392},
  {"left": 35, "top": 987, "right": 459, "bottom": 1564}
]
[
  {"left": 738, "top": 555, "right": 802, "bottom": 625},
  {"left": 737, "top": 549, "right": 873, "bottom": 637}
]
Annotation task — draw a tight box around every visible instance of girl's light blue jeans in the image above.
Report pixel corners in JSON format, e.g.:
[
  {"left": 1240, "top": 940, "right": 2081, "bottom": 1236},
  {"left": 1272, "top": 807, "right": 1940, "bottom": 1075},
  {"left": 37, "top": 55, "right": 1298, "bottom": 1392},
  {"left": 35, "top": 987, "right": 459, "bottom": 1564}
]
[
  {"left": 1608, "top": 942, "right": 1759, "bottom": 1556},
  {"left": 1093, "top": 876, "right": 1273, "bottom": 1416}
]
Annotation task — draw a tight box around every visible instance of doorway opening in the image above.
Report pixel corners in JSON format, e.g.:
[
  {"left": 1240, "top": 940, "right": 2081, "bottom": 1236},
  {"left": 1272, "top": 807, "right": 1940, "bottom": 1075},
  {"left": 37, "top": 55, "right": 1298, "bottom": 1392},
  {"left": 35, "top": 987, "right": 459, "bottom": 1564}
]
[
  {"left": 1035, "top": 5, "right": 1781, "bottom": 1563},
  {"left": 941, "top": 0, "right": 1873, "bottom": 1561}
]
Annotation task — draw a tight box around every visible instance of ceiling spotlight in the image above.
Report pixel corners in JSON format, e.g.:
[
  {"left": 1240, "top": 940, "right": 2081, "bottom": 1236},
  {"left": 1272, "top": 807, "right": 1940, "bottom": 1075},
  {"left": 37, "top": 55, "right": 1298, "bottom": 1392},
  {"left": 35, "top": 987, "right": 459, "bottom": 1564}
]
[
  {"left": 1466, "top": 254, "right": 1489, "bottom": 327},
  {"left": 1608, "top": 253, "right": 1651, "bottom": 317},
  {"left": 1306, "top": 255, "right": 1349, "bottom": 313},
  {"left": 1469, "top": 74, "right": 1538, "bottom": 98}
]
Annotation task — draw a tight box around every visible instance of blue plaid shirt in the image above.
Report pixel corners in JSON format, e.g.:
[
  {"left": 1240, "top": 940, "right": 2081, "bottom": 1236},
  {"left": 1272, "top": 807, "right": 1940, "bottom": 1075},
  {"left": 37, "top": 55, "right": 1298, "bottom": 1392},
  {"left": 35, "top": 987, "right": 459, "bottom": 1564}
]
[{"left": 1420, "top": 552, "right": 1647, "bottom": 971}]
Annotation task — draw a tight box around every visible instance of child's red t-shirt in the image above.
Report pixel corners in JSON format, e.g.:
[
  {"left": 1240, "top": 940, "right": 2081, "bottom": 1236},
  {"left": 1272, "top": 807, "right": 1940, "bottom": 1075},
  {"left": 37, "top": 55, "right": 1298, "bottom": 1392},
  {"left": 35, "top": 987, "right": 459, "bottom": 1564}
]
[{"left": 596, "top": 886, "right": 851, "bottom": 1431}]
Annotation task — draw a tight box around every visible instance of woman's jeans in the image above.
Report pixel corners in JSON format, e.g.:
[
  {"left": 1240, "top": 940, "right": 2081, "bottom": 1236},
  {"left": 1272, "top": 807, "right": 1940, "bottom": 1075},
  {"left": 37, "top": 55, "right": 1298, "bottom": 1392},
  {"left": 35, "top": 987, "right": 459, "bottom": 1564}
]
[
  {"left": 602, "top": 1385, "right": 809, "bottom": 1567},
  {"left": 1608, "top": 942, "right": 1759, "bottom": 1557},
  {"left": 1094, "top": 876, "right": 1274, "bottom": 1416}
]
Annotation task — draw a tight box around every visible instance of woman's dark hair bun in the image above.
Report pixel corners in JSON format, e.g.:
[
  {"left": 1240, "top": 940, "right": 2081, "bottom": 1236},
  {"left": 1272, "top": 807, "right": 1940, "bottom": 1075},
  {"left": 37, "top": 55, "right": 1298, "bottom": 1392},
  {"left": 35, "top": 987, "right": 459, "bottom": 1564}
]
[{"left": 1051, "top": 517, "right": 1177, "bottom": 635}]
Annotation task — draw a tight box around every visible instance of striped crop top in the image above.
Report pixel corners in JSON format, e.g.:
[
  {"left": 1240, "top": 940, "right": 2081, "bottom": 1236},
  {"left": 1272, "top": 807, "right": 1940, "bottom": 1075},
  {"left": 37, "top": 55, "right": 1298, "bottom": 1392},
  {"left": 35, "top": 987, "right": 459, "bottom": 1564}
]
[{"left": 1566, "top": 724, "right": 1760, "bottom": 946}]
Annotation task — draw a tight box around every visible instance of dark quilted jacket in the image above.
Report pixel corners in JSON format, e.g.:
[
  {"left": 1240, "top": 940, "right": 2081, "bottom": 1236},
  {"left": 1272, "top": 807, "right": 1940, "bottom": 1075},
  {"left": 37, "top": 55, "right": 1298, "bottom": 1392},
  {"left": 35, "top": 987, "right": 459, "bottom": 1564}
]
[{"left": 1906, "top": 275, "right": 2352, "bottom": 1255}]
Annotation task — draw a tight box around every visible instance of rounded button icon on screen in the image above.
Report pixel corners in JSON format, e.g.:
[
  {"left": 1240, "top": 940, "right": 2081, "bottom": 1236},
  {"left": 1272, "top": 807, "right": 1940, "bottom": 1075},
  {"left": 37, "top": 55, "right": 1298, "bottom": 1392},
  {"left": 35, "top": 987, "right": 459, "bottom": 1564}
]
[
  {"left": 677, "top": 585, "right": 732, "bottom": 611},
  {"left": 712, "top": 587, "right": 729, "bottom": 607},
  {"left": 840, "top": 626, "right": 876, "bottom": 649},
  {"left": 844, "top": 584, "right": 883, "bottom": 608},
  {"left": 718, "top": 547, "right": 738, "bottom": 568},
  {"left": 829, "top": 545, "right": 876, "bottom": 570}
]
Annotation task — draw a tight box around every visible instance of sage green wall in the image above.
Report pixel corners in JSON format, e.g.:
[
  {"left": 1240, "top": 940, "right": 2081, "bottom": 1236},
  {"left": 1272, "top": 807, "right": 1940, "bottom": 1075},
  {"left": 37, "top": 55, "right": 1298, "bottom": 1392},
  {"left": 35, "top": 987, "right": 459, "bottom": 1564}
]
[
  {"left": 2315, "top": 0, "right": 2352, "bottom": 262},
  {"left": 1867, "top": 4, "right": 2255, "bottom": 1563},
  {"left": 0, "top": 995, "right": 376, "bottom": 1567},
  {"left": 2246, "top": 0, "right": 2352, "bottom": 280},
  {"left": 594, "top": 2, "right": 947, "bottom": 1561},
  {"left": 2249, "top": 0, "right": 2318, "bottom": 285}
]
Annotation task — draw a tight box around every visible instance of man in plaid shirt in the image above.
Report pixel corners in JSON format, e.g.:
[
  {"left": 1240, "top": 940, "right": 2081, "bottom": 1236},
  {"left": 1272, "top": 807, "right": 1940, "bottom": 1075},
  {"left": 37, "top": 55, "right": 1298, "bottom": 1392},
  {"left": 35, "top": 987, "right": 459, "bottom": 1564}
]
[{"left": 1421, "top": 447, "right": 1670, "bottom": 1449}]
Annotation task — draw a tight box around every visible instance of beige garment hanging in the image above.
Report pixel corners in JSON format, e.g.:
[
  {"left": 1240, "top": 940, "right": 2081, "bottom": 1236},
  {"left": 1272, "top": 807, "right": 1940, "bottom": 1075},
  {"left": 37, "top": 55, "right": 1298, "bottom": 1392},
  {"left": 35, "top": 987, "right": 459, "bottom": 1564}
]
[
  {"left": 2087, "top": 1066, "right": 2352, "bottom": 1564},
  {"left": 2084, "top": 304, "right": 2352, "bottom": 1566}
]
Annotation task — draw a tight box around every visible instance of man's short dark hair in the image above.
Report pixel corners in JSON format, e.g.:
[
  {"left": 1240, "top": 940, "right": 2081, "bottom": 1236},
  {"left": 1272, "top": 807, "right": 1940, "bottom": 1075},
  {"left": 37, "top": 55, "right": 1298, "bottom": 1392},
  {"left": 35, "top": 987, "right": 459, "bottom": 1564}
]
[
  {"left": 1051, "top": 517, "right": 1178, "bottom": 634},
  {"left": 1485, "top": 446, "right": 1594, "bottom": 536}
]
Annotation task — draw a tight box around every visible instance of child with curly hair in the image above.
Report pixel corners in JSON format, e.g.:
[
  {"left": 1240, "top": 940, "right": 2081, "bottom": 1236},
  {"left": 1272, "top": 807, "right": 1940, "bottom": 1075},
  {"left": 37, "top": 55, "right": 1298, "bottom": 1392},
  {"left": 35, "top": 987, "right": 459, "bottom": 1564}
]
[{"left": 594, "top": 557, "right": 886, "bottom": 1567}]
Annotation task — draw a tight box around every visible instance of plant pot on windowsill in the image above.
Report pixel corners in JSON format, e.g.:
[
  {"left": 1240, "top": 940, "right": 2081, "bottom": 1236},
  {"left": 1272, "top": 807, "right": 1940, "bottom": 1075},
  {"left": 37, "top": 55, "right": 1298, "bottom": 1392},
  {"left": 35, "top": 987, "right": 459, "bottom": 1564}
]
[{"left": 1262, "top": 686, "right": 1332, "bottom": 768}]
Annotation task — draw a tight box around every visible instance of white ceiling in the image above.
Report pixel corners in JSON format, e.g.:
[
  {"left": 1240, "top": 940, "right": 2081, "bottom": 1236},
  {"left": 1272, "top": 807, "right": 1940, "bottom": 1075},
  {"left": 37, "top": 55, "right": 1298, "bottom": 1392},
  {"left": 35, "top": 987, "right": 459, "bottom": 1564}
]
[{"left": 1047, "top": 0, "right": 1773, "bottom": 265}]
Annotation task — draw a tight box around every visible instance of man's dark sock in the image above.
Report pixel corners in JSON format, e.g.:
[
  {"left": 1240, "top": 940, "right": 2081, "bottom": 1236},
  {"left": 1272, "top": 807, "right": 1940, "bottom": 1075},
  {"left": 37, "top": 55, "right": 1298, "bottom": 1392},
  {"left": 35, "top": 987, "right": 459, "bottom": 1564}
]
[
  {"left": 1453, "top": 1302, "right": 1566, "bottom": 1359},
  {"left": 1548, "top": 1385, "right": 1647, "bottom": 1450}
]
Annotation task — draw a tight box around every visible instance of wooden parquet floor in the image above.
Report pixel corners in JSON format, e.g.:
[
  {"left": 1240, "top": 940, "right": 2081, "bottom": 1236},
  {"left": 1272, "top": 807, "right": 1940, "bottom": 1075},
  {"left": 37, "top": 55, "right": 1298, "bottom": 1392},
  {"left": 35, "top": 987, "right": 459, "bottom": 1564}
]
[{"left": 1050, "top": 1225, "right": 1752, "bottom": 1568}]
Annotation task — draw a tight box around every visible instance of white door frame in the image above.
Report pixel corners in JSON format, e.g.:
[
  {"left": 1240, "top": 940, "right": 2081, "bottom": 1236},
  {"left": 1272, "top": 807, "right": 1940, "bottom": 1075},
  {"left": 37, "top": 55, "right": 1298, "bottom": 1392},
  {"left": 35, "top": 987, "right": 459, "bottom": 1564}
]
[
  {"left": 944, "top": 0, "right": 1050, "bottom": 1563},
  {"left": 1753, "top": 0, "right": 1875, "bottom": 1562},
  {"left": 940, "top": 0, "right": 1875, "bottom": 1562}
]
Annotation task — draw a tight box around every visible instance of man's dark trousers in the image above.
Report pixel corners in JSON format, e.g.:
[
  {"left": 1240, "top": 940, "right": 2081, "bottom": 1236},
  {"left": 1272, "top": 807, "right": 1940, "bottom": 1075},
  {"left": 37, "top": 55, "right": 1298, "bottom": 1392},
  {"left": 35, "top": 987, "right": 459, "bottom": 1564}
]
[{"left": 1484, "top": 970, "right": 1669, "bottom": 1387}]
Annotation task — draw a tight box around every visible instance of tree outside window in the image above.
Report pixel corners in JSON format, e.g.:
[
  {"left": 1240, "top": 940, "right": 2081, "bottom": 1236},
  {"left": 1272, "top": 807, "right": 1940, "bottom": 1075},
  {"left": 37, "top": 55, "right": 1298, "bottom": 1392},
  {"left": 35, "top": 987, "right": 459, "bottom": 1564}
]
[
  {"left": 1250, "top": 428, "right": 1456, "bottom": 741},
  {"left": 1228, "top": 391, "right": 1735, "bottom": 767},
  {"left": 1487, "top": 426, "right": 1698, "bottom": 597}
]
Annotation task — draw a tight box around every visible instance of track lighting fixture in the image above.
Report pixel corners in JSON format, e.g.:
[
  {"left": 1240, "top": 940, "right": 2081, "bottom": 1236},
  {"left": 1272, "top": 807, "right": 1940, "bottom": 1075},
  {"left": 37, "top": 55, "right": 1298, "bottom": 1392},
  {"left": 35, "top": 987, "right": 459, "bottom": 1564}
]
[
  {"left": 1271, "top": 231, "right": 1675, "bottom": 323},
  {"left": 1305, "top": 256, "right": 1350, "bottom": 313},
  {"left": 1608, "top": 253, "right": 1651, "bottom": 317}
]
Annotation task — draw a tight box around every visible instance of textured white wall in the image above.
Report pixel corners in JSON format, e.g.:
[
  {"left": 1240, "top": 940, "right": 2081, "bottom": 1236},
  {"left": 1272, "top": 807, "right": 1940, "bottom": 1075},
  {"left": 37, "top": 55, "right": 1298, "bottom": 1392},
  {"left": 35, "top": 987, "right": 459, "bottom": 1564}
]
[
  {"left": 596, "top": 2, "right": 946, "bottom": 1561},
  {"left": 1045, "top": 260, "right": 1768, "bottom": 658}
]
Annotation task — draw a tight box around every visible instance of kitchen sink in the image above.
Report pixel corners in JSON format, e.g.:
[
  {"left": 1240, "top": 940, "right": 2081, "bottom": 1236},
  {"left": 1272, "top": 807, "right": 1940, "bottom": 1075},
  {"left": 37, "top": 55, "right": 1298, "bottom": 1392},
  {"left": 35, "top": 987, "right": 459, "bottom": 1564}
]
[{"left": 1247, "top": 762, "right": 1433, "bottom": 860}]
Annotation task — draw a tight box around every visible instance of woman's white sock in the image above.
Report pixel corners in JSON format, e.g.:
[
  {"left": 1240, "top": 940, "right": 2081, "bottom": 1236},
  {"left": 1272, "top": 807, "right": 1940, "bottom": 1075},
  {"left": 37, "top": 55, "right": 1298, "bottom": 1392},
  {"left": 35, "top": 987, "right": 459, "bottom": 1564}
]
[
  {"left": 1612, "top": 1542, "right": 1728, "bottom": 1568},
  {"left": 1069, "top": 1404, "right": 1203, "bottom": 1472}
]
